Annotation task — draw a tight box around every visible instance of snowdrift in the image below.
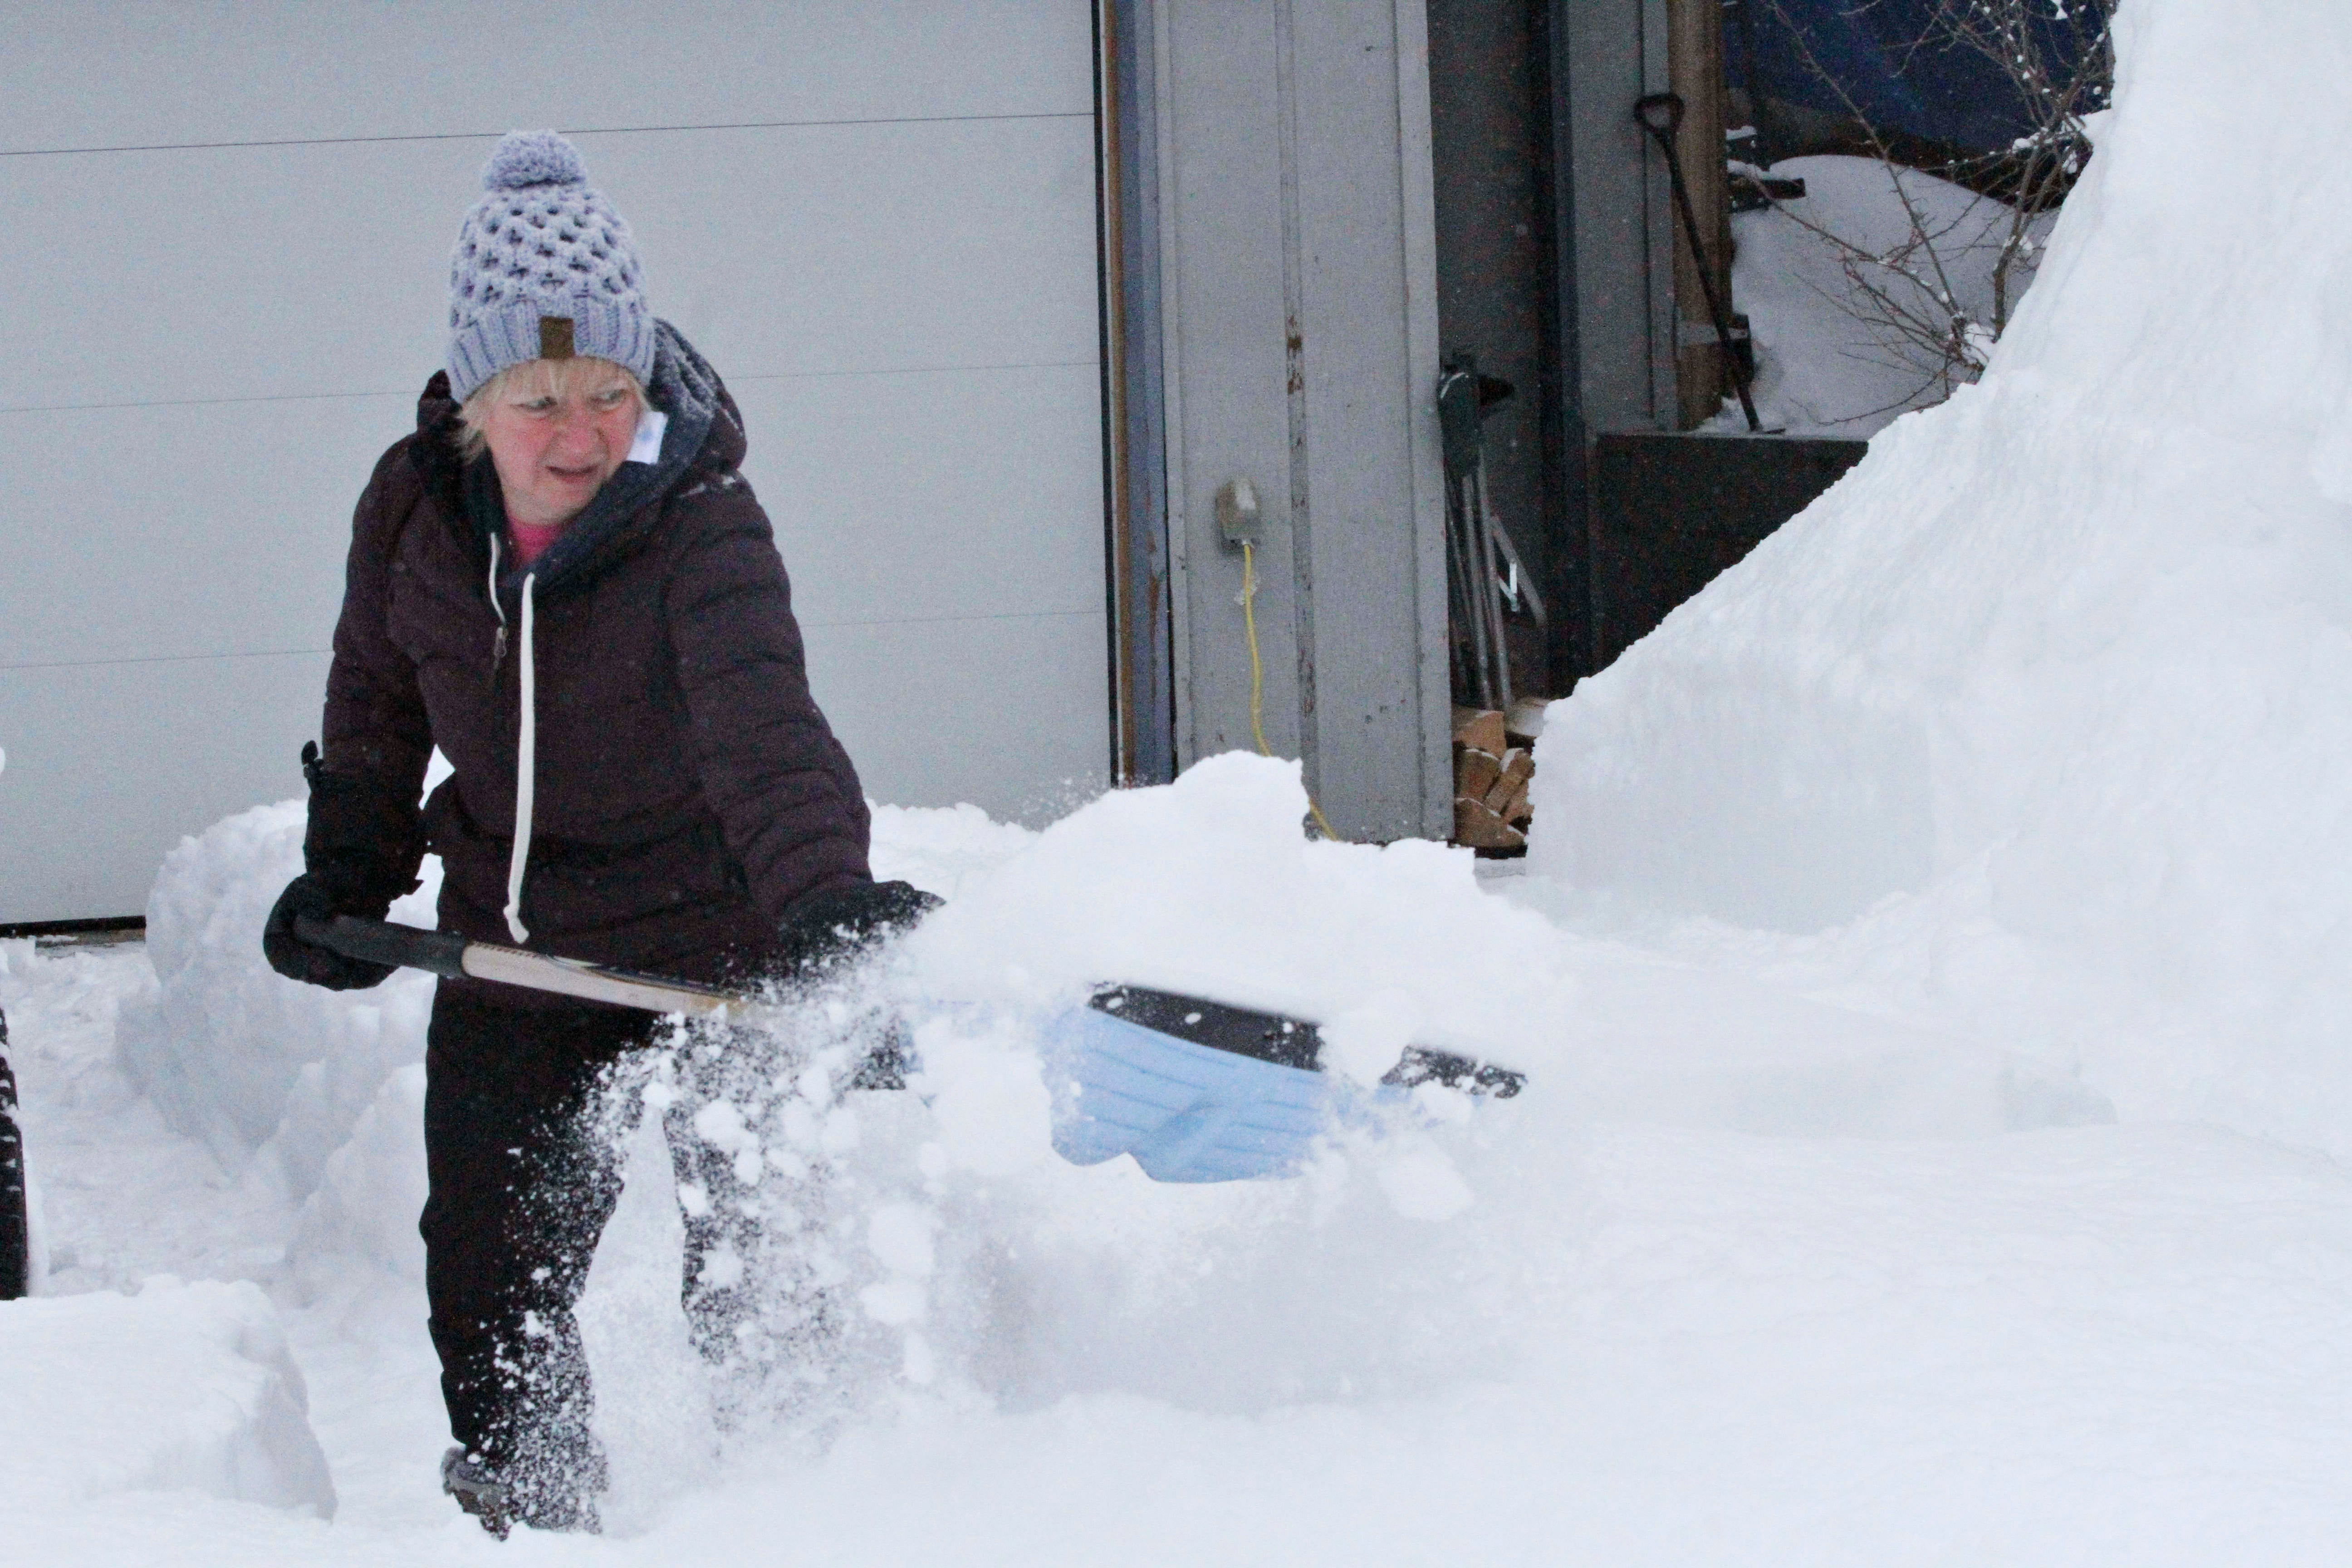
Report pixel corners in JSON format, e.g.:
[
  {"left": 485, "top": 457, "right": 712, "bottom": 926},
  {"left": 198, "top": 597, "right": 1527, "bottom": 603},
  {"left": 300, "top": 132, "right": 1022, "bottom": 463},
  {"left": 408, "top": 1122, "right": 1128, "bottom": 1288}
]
[
  {"left": 1534, "top": 3, "right": 2352, "bottom": 1153},
  {"left": 115, "top": 800, "right": 439, "bottom": 1200},
  {"left": 0, "top": 1278, "right": 334, "bottom": 1516},
  {"left": 105, "top": 789, "right": 1022, "bottom": 1227},
  {"left": 98, "top": 755, "right": 2105, "bottom": 1502},
  {"left": 113, "top": 755, "right": 2096, "bottom": 1293},
  {"left": 903, "top": 751, "right": 1578, "bottom": 1078}
]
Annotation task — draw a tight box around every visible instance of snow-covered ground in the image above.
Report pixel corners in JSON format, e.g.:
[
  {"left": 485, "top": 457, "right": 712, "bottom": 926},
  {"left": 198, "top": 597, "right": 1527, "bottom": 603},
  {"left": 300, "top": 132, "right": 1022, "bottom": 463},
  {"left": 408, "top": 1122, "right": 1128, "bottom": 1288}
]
[
  {"left": 9, "top": 760, "right": 2352, "bottom": 1563},
  {"left": 10, "top": 0, "right": 2352, "bottom": 1560}
]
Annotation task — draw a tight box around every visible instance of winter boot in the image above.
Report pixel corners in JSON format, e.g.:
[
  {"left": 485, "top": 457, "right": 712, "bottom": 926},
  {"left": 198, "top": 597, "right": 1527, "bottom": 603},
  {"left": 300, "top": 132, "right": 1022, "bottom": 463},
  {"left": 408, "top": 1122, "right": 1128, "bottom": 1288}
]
[
  {"left": 441, "top": 1442, "right": 605, "bottom": 1539},
  {"left": 441, "top": 1447, "right": 516, "bottom": 1540}
]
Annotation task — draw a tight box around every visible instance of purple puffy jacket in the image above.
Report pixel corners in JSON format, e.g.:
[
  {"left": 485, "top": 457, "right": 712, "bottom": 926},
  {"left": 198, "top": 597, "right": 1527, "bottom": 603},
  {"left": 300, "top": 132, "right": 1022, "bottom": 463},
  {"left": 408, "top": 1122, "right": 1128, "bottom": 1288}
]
[{"left": 317, "top": 324, "right": 872, "bottom": 1006}]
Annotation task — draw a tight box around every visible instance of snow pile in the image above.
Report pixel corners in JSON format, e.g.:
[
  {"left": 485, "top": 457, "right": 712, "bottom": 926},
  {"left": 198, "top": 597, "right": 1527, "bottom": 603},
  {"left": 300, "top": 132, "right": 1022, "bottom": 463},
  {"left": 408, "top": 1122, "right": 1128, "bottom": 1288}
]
[
  {"left": 70, "top": 737, "right": 2143, "bottom": 1546},
  {"left": 618, "top": 1117, "right": 2352, "bottom": 1568},
  {"left": 1533, "top": 4, "right": 2352, "bottom": 1151},
  {"left": 1723, "top": 154, "right": 2052, "bottom": 436},
  {"left": 869, "top": 799, "right": 1040, "bottom": 901},
  {"left": 112, "top": 754, "right": 2102, "bottom": 1332},
  {"left": 39, "top": 711, "right": 2352, "bottom": 1552},
  {"left": 904, "top": 751, "right": 1577, "bottom": 1077},
  {"left": 285, "top": 1066, "right": 428, "bottom": 1289},
  {"left": 518, "top": 757, "right": 1595, "bottom": 1482},
  {"left": 663, "top": 755, "right": 2100, "bottom": 1452},
  {"left": 115, "top": 800, "right": 438, "bottom": 1197},
  {"left": 0, "top": 1278, "right": 334, "bottom": 1516}
]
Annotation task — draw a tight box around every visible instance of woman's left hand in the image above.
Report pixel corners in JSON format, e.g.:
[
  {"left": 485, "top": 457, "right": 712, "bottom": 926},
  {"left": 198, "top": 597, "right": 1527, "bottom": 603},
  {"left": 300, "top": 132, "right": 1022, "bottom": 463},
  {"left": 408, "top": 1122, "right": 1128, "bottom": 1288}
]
[{"left": 774, "top": 880, "right": 941, "bottom": 978}]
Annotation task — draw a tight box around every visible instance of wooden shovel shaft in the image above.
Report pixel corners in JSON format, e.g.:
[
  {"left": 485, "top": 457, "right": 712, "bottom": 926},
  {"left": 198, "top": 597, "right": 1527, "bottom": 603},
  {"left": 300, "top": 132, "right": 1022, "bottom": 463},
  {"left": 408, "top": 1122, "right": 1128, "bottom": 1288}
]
[{"left": 296, "top": 914, "right": 755, "bottom": 1018}]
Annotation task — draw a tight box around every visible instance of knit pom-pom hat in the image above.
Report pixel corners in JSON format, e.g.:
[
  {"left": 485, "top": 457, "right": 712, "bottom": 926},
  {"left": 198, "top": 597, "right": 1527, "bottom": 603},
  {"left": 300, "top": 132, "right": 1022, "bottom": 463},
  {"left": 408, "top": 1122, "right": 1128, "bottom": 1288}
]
[{"left": 444, "top": 130, "right": 656, "bottom": 404}]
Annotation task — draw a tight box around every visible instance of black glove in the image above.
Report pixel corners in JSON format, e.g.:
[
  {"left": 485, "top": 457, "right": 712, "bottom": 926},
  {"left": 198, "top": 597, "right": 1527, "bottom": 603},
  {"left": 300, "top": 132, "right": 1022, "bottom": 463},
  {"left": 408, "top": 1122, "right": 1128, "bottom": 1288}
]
[
  {"left": 263, "top": 873, "right": 399, "bottom": 990},
  {"left": 774, "top": 879, "right": 942, "bottom": 979},
  {"left": 261, "top": 742, "right": 425, "bottom": 991},
  {"left": 298, "top": 741, "right": 426, "bottom": 900}
]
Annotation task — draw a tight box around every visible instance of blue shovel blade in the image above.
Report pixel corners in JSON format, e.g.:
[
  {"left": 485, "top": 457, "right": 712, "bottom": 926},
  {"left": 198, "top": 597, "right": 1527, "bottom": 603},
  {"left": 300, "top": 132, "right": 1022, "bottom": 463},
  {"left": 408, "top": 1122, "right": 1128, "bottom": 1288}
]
[{"left": 1044, "top": 1004, "right": 1335, "bottom": 1183}]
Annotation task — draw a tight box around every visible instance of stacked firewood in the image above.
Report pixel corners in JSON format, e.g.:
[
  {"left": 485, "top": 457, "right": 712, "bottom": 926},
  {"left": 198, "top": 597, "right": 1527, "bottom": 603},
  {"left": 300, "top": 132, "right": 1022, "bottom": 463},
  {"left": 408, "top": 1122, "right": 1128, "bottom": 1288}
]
[{"left": 1452, "top": 706, "right": 1538, "bottom": 849}]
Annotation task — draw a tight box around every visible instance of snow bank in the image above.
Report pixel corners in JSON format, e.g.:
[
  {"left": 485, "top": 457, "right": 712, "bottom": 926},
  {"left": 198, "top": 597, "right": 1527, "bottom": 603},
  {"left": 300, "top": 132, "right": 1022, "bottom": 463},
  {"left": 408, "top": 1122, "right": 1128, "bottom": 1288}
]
[
  {"left": 285, "top": 1065, "right": 427, "bottom": 1290},
  {"left": 115, "top": 800, "right": 438, "bottom": 1196},
  {"left": 101, "top": 756, "right": 2107, "bottom": 1527},
  {"left": 1533, "top": 4, "right": 2352, "bottom": 1150},
  {"left": 537, "top": 759, "right": 1599, "bottom": 1480},
  {"left": 676, "top": 755, "right": 2103, "bottom": 1466},
  {"left": 870, "top": 799, "right": 1039, "bottom": 900},
  {"left": 0, "top": 1278, "right": 334, "bottom": 1516},
  {"left": 129, "top": 753, "right": 2096, "bottom": 1326},
  {"left": 100, "top": 788, "right": 1048, "bottom": 1303},
  {"left": 905, "top": 752, "right": 1577, "bottom": 1076}
]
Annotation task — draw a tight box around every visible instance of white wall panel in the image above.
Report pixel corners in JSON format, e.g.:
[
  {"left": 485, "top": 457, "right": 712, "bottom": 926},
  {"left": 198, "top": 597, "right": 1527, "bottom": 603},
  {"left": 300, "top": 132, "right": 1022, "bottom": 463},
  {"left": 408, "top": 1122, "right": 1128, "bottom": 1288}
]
[
  {"left": 1, "top": 118, "right": 1100, "bottom": 413},
  {"left": 0, "top": 1, "right": 1088, "bottom": 149},
  {"left": 0, "top": 2, "right": 1105, "bottom": 923},
  {"left": 740, "top": 365, "right": 1107, "bottom": 629},
  {"left": 0, "top": 397, "right": 401, "bottom": 668},
  {"left": 0, "top": 655, "right": 329, "bottom": 919},
  {"left": 804, "top": 614, "right": 1109, "bottom": 828}
]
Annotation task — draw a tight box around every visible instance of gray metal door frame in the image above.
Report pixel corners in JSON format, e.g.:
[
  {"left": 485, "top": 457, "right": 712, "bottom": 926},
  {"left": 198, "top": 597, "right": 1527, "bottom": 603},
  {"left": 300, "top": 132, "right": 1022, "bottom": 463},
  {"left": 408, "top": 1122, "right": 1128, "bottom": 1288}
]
[{"left": 1101, "top": 0, "right": 1452, "bottom": 843}]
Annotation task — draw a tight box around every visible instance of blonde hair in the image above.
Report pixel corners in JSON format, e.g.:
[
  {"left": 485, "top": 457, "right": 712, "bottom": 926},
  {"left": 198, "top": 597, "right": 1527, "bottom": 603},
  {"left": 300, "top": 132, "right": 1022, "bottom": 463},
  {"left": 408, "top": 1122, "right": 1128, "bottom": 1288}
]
[{"left": 454, "top": 355, "right": 647, "bottom": 460}]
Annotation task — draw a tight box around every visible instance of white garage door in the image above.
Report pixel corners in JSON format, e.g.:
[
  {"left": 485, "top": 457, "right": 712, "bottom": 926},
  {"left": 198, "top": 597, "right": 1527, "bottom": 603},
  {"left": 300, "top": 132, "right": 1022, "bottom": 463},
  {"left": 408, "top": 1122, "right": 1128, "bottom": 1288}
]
[{"left": 0, "top": 0, "right": 1107, "bottom": 924}]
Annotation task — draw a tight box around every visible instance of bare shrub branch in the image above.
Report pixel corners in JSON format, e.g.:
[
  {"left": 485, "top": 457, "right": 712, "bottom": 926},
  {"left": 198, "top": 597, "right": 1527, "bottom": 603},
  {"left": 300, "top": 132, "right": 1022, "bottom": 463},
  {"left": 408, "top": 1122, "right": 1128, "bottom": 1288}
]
[{"left": 1746, "top": 0, "right": 2116, "bottom": 407}]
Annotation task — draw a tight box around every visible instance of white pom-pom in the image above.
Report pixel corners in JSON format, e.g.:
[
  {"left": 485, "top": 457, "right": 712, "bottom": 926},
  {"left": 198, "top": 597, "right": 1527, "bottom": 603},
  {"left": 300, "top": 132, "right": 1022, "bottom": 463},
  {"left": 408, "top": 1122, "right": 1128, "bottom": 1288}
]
[{"left": 481, "top": 130, "right": 586, "bottom": 191}]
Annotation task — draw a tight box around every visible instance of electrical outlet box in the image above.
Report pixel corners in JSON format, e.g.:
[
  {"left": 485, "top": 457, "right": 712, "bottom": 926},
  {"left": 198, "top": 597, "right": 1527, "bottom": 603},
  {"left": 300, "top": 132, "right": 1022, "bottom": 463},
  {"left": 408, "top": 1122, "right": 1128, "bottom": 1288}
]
[{"left": 1215, "top": 478, "right": 1261, "bottom": 545}]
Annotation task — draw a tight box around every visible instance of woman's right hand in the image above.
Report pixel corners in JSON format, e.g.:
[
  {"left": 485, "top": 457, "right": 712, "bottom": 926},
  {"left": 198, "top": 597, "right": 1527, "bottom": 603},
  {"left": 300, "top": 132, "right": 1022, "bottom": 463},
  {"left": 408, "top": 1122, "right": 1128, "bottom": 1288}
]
[{"left": 262, "top": 874, "right": 400, "bottom": 990}]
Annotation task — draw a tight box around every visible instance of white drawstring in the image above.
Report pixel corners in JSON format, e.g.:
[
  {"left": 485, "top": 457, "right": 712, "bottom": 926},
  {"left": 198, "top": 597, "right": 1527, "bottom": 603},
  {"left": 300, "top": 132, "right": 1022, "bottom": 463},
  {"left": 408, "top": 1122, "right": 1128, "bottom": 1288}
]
[
  {"left": 502, "top": 571, "right": 537, "bottom": 943},
  {"left": 486, "top": 533, "right": 510, "bottom": 665}
]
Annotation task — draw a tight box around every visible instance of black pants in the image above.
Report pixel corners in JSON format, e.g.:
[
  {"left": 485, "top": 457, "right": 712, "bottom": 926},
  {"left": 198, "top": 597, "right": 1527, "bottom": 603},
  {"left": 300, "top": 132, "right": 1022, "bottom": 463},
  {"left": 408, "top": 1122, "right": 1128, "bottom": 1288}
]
[{"left": 420, "top": 987, "right": 823, "bottom": 1507}]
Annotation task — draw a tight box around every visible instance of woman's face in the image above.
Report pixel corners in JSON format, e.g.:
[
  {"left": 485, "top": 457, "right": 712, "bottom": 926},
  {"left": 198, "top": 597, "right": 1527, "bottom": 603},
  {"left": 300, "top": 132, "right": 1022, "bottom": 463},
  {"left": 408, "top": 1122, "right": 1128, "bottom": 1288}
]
[{"left": 480, "top": 360, "right": 642, "bottom": 529}]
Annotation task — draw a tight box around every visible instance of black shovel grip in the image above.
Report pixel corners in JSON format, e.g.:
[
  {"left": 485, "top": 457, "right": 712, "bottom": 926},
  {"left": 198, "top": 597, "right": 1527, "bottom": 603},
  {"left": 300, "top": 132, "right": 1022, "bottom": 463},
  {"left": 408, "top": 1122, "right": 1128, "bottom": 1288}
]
[
  {"left": 1636, "top": 90, "right": 1685, "bottom": 136},
  {"left": 294, "top": 914, "right": 469, "bottom": 979}
]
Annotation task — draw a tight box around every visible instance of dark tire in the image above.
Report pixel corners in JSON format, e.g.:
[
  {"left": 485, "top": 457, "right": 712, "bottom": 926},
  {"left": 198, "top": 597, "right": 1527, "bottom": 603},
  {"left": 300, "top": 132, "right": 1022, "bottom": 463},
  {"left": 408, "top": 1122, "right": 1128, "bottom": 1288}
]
[{"left": 0, "top": 1010, "right": 27, "bottom": 1301}]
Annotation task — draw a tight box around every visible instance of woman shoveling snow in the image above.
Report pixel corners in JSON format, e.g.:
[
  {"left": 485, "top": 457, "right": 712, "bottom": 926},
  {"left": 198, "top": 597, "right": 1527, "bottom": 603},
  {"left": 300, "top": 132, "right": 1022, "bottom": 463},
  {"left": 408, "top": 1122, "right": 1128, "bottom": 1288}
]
[
  {"left": 255, "top": 124, "right": 1526, "bottom": 1545},
  {"left": 260, "top": 130, "right": 936, "bottom": 1537}
]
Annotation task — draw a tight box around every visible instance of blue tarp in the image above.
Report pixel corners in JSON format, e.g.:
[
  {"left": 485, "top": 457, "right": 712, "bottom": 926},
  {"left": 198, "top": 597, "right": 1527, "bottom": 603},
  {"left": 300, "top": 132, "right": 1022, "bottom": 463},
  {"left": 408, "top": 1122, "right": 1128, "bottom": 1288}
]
[{"left": 1728, "top": 0, "right": 2094, "bottom": 157}]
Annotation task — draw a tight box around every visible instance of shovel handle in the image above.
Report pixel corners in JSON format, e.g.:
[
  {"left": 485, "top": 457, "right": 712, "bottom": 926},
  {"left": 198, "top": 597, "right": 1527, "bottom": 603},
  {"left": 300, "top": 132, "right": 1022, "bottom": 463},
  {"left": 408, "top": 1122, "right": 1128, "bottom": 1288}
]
[{"left": 294, "top": 914, "right": 469, "bottom": 978}]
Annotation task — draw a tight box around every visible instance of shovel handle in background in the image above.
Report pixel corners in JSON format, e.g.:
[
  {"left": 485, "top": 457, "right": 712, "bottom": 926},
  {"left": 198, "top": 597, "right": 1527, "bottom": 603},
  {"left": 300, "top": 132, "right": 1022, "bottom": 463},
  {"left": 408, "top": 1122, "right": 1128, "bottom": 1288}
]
[{"left": 1636, "top": 90, "right": 1765, "bottom": 433}]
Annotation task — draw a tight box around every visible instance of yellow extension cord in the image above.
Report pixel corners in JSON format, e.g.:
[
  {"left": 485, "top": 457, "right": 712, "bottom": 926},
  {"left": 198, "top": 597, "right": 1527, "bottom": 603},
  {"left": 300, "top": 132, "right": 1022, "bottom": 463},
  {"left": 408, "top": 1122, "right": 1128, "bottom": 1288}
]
[{"left": 1240, "top": 539, "right": 1342, "bottom": 842}]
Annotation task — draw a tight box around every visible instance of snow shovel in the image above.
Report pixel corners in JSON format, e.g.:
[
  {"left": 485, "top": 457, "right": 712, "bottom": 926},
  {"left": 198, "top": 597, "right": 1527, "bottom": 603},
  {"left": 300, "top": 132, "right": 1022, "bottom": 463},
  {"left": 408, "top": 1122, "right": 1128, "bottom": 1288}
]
[{"left": 296, "top": 915, "right": 1524, "bottom": 1183}]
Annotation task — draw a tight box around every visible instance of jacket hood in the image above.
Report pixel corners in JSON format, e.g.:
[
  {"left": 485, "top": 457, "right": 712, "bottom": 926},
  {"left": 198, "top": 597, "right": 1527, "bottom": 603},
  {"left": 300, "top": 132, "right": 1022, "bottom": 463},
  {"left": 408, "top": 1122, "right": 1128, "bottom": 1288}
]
[{"left": 410, "top": 320, "right": 747, "bottom": 605}]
